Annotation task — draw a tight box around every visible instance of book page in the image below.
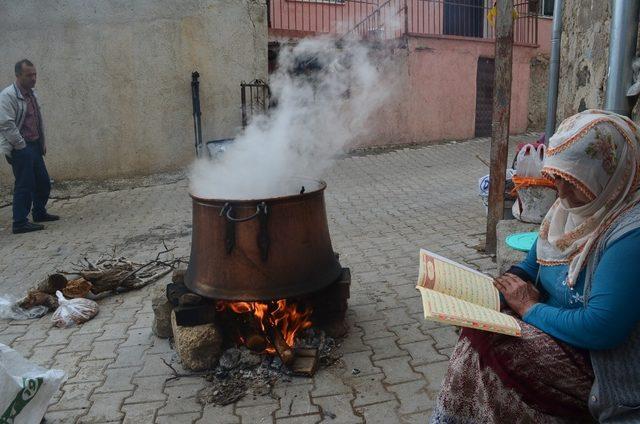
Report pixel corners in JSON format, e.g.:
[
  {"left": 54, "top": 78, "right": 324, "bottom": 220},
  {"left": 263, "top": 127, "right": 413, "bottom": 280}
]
[
  {"left": 417, "top": 249, "right": 500, "bottom": 311},
  {"left": 418, "top": 287, "right": 521, "bottom": 337}
]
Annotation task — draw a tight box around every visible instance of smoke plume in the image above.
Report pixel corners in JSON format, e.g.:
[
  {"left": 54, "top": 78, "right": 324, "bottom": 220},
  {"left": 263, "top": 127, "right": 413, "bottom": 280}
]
[{"left": 190, "top": 37, "right": 393, "bottom": 199}]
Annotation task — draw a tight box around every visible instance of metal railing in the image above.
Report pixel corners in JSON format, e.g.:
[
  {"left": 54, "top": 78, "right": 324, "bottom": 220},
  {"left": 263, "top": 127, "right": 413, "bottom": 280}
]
[{"left": 268, "top": 0, "right": 538, "bottom": 46}]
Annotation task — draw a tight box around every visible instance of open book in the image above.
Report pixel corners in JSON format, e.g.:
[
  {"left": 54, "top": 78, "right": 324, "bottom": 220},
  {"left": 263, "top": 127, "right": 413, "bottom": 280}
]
[{"left": 416, "top": 249, "right": 521, "bottom": 337}]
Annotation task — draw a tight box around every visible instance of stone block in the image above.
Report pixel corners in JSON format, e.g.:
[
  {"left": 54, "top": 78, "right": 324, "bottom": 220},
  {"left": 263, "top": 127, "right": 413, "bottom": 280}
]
[
  {"left": 152, "top": 293, "right": 174, "bottom": 339},
  {"left": 170, "top": 309, "right": 222, "bottom": 371}
]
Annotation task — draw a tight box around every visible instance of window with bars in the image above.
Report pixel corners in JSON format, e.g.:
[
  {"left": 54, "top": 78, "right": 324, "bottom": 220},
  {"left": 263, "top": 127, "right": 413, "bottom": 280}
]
[{"left": 529, "top": 0, "right": 553, "bottom": 16}]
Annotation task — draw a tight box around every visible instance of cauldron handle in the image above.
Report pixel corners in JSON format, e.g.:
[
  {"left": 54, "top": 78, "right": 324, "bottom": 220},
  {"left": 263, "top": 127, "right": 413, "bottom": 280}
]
[
  {"left": 220, "top": 203, "right": 269, "bottom": 260},
  {"left": 224, "top": 203, "right": 267, "bottom": 222}
]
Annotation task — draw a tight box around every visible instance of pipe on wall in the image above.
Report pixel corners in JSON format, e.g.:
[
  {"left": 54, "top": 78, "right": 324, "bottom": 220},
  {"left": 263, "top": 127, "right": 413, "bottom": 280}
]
[
  {"left": 604, "top": 0, "right": 640, "bottom": 116},
  {"left": 544, "top": 0, "right": 563, "bottom": 144}
]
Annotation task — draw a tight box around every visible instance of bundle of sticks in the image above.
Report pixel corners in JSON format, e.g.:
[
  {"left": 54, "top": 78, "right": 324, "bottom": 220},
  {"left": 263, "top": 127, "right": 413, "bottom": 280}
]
[{"left": 19, "top": 246, "right": 186, "bottom": 311}]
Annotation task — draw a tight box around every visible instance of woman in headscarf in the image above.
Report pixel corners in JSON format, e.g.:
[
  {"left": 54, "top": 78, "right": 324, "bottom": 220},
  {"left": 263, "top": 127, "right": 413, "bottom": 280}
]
[{"left": 431, "top": 110, "right": 640, "bottom": 423}]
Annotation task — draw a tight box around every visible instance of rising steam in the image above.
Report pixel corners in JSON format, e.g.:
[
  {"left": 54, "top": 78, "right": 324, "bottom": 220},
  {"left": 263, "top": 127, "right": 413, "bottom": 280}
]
[{"left": 190, "top": 37, "right": 393, "bottom": 199}]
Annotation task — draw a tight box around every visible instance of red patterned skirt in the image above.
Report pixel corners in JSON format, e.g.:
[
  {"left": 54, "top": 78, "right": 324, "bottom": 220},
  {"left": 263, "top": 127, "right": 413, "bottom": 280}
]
[{"left": 431, "top": 313, "right": 595, "bottom": 423}]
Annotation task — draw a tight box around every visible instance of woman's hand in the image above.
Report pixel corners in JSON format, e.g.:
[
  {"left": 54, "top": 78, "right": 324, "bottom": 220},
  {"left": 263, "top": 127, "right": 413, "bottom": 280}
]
[{"left": 493, "top": 273, "right": 541, "bottom": 317}]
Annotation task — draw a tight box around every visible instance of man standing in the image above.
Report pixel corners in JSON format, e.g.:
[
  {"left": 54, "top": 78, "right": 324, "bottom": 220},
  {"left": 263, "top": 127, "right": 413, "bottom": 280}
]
[{"left": 0, "top": 59, "right": 58, "bottom": 234}]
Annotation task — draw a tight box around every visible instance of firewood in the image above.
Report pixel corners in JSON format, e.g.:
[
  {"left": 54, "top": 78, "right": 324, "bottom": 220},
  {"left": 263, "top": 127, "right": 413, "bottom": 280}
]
[
  {"left": 18, "top": 290, "right": 58, "bottom": 310},
  {"left": 291, "top": 348, "right": 319, "bottom": 377},
  {"left": 269, "top": 326, "right": 294, "bottom": 365},
  {"left": 62, "top": 278, "right": 93, "bottom": 298},
  {"left": 246, "top": 334, "right": 268, "bottom": 352},
  {"left": 35, "top": 274, "right": 68, "bottom": 295}
]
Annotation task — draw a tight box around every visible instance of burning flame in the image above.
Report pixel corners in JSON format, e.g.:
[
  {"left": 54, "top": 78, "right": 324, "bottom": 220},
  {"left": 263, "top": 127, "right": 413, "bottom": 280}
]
[{"left": 216, "top": 299, "right": 313, "bottom": 353}]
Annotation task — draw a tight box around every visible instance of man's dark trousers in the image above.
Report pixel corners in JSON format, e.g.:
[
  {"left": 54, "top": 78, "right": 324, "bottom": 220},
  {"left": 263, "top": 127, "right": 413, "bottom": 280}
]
[{"left": 10, "top": 141, "right": 50, "bottom": 228}]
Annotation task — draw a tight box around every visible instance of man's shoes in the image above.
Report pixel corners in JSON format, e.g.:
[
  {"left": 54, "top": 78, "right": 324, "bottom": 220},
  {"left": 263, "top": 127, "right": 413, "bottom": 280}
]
[
  {"left": 12, "top": 222, "right": 45, "bottom": 234},
  {"left": 33, "top": 213, "right": 60, "bottom": 223}
]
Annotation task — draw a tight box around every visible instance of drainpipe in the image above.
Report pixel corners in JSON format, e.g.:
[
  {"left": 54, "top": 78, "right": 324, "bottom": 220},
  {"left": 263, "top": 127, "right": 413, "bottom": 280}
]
[
  {"left": 604, "top": 0, "right": 640, "bottom": 116},
  {"left": 544, "top": 0, "right": 563, "bottom": 144}
]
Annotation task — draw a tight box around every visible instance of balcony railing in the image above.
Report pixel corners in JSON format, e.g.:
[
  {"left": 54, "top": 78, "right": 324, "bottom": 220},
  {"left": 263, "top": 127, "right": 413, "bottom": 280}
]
[{"left": 268, "top": 0, "right": 538, "bottom": 46}]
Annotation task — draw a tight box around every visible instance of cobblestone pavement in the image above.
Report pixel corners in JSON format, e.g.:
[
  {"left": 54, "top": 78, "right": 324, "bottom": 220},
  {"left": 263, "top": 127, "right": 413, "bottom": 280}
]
[{"left": 0, "top": 134, "right": 536, "bottom": 423}]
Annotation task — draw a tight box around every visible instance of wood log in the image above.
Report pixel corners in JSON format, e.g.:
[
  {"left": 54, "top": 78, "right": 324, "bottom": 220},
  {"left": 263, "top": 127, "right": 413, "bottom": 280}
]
[
  {"left": 246, "top": 334, "right": 268, "bottom": 352},
  {"left": 35, "top": 274, "right": 68, "bottom": 295},
  {"left": 291, "top": 348, "right": 319, "bottom": 377},
  {"left": 269, "top": 326, "right": 294, "bottom": 365}
]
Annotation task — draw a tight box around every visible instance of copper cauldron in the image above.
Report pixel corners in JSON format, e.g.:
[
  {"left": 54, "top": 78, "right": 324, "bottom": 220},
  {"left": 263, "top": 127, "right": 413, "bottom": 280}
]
[{"left": 185, "top": 179, "right": 342, "bottom": 300}]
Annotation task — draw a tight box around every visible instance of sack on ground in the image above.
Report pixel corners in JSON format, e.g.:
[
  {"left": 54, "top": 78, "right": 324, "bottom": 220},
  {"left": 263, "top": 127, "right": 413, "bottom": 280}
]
[
  {"left": 0, "top": 343, "right": 65, "bottom": 424},
  {"left": 51, "top": 291, "right": 98, "bottom": 328}
]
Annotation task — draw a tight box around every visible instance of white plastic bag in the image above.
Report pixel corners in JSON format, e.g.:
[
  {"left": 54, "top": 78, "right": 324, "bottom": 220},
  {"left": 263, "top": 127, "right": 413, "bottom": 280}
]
[
  {"left": 51, "top": 291, "right": 98, "bottom": 328},
  {"left": 0, "top": 296, "right": 47, "bottom": 320},
  {"left": 515, "top": 144, "right": 545, "bottom": 178},
  {"left": 0, "top": 343, "right": 65, "bottom": 424}
]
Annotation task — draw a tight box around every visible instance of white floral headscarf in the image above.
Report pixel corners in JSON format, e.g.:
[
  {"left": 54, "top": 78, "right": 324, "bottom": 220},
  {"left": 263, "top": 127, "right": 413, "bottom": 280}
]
[{"left": 537, "top": 109, "right": 640, "bottom": 287}]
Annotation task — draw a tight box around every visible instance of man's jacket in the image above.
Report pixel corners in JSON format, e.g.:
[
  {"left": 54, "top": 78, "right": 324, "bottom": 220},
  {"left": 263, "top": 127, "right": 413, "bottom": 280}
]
[{"left": 0, "top": 83, "right": 45, "bottom": 157}]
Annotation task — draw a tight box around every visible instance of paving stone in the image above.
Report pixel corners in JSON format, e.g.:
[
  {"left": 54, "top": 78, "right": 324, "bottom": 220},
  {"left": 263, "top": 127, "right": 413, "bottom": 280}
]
[
  {"left": 10, "top": 337, "right": 45, "bottom": 358},
  {"left": 122, "top": 400, "right": 164, "bottom": 424},
  {"left": 59, "top": 332, "right": 102, "bottom": 353},
  {"left": 80, "top": 390, "right": 131, "bottom": 422},
  {"left": 349, "top": 374, "right": 396, "bottom": 407},
  {"left": 146, "top": 338, "right": 174, "bottom": 355},
  {"left": 135, "top": 354, "right": 176, "bottom": 377},
  {"left": 364, "top": 336, "right": 406, "bottom": 361},
  {"left": 67, "top": 359, "right": 113, "bottom": 384},
  {"left": 94, "top": 323, "right": 130, "bottom": 342},
  {"left": 156, "top": 412, "right": 201, "bottom": 423},
  {"left": 374, "top": 356, "right": 422, "bottom": 385},
  {"left": 196, "top": 404, "right": 240, "bottom": 424},
  {"left": 109, "top": 345, "right": 148, "bottom": 368},
  {"left": 121, "top": 327, "right": 154, "bottom": 347},
  {"left": 358, "top": 319, "right": 396, "bottom": 341},
  {"left": 94, "top": 366, "right": 137, "bottom": 393},
  {"left": 401, "top": 339, "right": 449, "bottom": 366},
  {"left": 339, "top": 351, "right": 379, "bottom": 377},
  {"left": 355, "top": 400, "right": 401, "bottom": 424},
  {"left": 275, "top": 414, "right": 322, "bottom": 423},
  {"left": 125, "top": 376, "right": 170, "bottom": 404},
  {"left": 157, "top": 384, "right": 204, "bottom": 416},
  {"left": 311, "top": 369, "right": 352, "bottom": 397},
  {"left": 40, "top": 326, "right": 78, "bottom": 346},
  {"left": 29, "top": 344, "right": 64, "bottom": 367},
  {"left": 235, "top": 403, "right": 279, "bottom": 424},
  {"left": 425, "top": 326, "right": 460, "bottom": 350},
  {"left": 390, "top": 324, "right": 433, "bottom": 345},
  {"left": 401, "top": 410, "right": 435, "bottom": 424},
  {"left": 380, "top": 307, "right": 417, "bottom": 327},
  {"left": 50, "top": 351, "right": 85, "bottom": 378},
  {"left": 88, "top": 340, "right": 121, "bottom": 360},
  {"left": 313, "top": 393, "right": 363, "bottom": 423},
  {"left": 386, "top": 380, "right": 433, "bottom": 415},
  {"left": 44, "top": 408, "right": 89, "bottom": 423},
  {"left": 49, "top": 381, "right": 103, "bottom": 411},
  {"left": 414, "top": 361, "right": 450, "bottom": 396},
  {"left": 274, "top": 383, "right": 318, "bottom": 418}
]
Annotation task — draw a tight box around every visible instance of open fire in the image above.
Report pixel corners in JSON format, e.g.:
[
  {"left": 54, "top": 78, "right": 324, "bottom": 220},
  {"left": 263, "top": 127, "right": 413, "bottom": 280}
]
[{"left": 215, "top": 299, "right": 313, "bottom": 358}]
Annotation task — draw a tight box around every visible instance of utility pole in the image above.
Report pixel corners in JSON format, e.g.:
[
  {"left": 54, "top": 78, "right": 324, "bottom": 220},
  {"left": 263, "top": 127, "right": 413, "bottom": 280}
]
[{"left": 485, "top": 0, "right": 514, "bottom": 255}]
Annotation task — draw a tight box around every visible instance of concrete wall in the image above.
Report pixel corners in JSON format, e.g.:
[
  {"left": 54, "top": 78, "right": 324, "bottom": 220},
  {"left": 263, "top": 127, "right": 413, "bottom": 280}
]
[
  {"left": 356, "top": 36, "right": 540, "bottom": 147},
  {"left": 0, "top": 0, "right": 267, "bottom": 187}
]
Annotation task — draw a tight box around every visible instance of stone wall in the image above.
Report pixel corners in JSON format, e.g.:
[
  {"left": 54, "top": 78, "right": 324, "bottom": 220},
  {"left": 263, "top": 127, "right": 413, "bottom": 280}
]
[
  {"left": 0, "top": 0, "right": 267, "bottom": 188},
  {"left": 527, "top": 53, "right": 549, "bottom": 131},
  {"left": 555, "top": 0, "right": 611, "bottom": 123}
]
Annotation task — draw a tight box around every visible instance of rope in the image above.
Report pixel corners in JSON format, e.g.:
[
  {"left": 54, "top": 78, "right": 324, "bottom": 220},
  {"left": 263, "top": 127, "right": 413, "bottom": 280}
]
[{"left": 510, "top": 175, "right": 556, "bottom": 197}]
